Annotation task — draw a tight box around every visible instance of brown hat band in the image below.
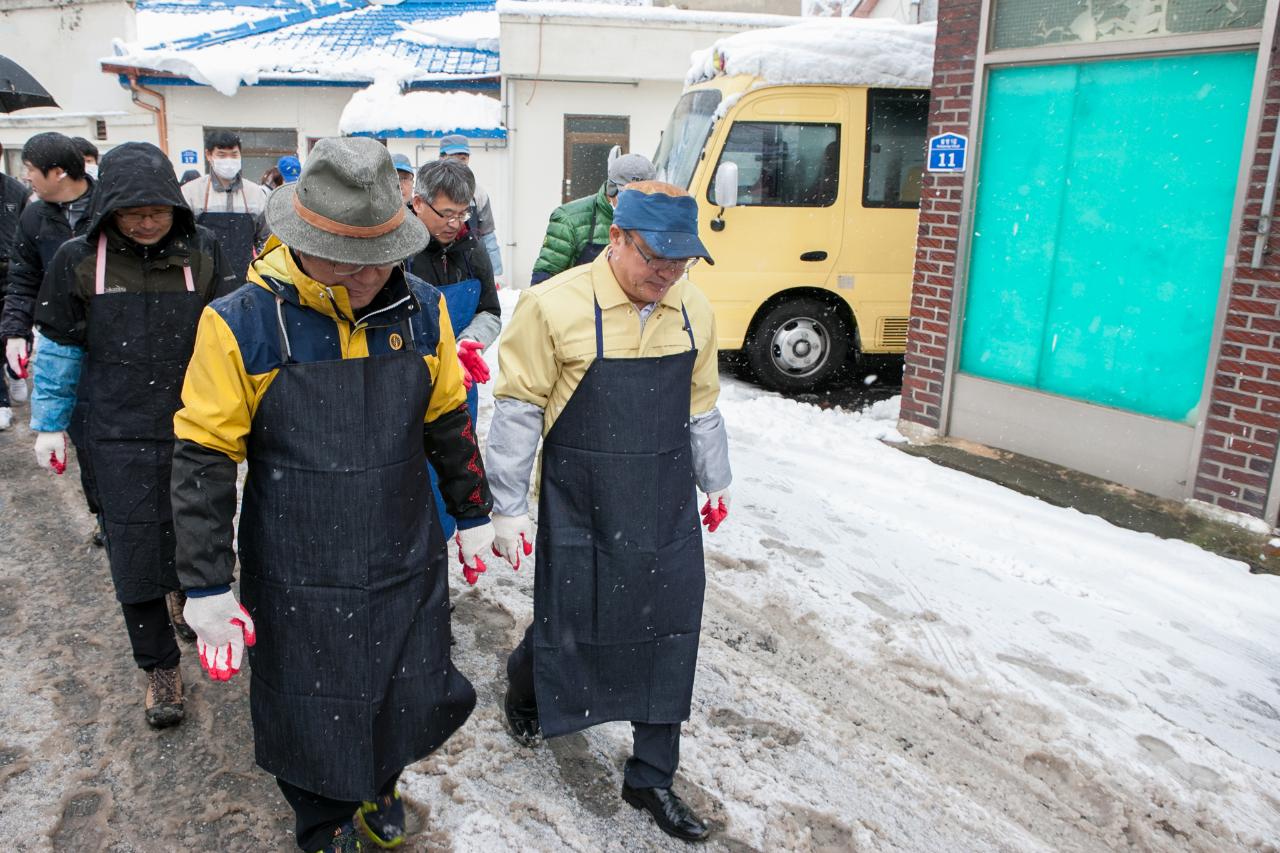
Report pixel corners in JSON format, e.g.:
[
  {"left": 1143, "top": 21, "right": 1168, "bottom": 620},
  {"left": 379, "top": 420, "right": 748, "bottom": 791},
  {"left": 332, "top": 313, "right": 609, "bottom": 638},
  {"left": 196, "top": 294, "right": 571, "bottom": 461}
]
[{"left": 292, "top": 193, "right": 405, "bottom": 238}]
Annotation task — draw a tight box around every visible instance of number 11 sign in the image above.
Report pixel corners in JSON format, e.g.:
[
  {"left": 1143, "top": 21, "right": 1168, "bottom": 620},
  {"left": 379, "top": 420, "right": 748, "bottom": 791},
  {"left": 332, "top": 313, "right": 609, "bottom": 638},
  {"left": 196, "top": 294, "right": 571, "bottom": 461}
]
[{"left": 927, "top": 132, "right": 968, "bottom": 173}]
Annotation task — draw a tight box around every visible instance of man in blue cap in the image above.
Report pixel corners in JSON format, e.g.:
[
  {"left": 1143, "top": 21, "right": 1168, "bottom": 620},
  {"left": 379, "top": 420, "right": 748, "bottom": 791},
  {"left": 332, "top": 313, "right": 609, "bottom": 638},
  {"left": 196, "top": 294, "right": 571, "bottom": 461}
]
[
  {"left": 276, "top": 155, "right": 301, "bottom": 184},
  {"left": 391, "top": 153, "right": 415, "bottom": 203},
  {"left": 438, "top": 134, "right": 502, "bottom": 276},
  {"left": 484, "top": 180, "right": 732, "bottom": 842}
]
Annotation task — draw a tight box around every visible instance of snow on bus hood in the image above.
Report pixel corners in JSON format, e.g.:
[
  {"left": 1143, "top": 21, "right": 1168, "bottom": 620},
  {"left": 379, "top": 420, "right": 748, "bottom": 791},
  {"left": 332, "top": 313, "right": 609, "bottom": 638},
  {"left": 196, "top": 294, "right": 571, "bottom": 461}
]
[{"left": 687, "top": 18, "right": 936, "bottom": 89}]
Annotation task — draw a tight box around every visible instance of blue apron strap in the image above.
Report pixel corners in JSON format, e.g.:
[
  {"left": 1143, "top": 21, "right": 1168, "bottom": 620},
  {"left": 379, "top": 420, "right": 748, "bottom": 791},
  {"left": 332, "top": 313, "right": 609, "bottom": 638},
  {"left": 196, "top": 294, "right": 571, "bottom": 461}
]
[
  {"left": 593, "top": 296, "right": 604, "bottom": 360},
  {"left": 681, "top": 303, "right": 695, "bottom": 350}
]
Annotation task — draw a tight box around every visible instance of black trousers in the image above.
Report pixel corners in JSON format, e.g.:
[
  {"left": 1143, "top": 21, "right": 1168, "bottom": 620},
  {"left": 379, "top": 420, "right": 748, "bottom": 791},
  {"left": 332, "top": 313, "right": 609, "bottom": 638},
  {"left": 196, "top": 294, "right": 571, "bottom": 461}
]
[
  {"left": 277, "top": 772, "right": 401, "bottom": 851},
  {"left": 119, "top": 597, "right": 180, "bottom": 671},
  {"left": 507, "top": 625, "right": 681, "bottom": 789}
]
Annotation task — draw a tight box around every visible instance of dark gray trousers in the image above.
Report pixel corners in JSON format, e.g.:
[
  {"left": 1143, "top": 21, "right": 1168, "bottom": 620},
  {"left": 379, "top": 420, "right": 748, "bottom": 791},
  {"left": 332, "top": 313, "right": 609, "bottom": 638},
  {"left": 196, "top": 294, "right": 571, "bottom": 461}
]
[{"left": 507, "top": 624, "right": 681, "bottom": 788}]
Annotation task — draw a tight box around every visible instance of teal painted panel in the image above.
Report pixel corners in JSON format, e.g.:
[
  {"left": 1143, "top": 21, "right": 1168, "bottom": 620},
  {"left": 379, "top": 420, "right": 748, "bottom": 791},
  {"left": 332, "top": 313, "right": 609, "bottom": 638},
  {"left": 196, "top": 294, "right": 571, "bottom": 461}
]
[{"left": 960, "top": 52, "right": 1256, "bottom": 423}]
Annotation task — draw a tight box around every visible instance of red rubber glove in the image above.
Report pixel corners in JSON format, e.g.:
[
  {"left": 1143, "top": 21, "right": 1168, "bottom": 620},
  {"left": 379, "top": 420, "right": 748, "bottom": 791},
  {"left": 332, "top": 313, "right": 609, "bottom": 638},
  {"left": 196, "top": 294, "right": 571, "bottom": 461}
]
[
  {"left": 456, "top": 524, "right": 495, "bottom": 585},
  {"left": 34, "top": 431, "right": 67, "bottom": 475},
  {"left": 457, "top": 340, "right": 490, "bottom": 385},
  {"left": 700, "top": 489, "right": 730, "bottom": 533},
  {"left": 492, "top": 514, "right": 534, "bottom": 570},
  {"left": 5, "top": 338, "right": 28, "bottom": 379},
  {"left": 184, "top": 592, "right": 256, "bottom": 682}
]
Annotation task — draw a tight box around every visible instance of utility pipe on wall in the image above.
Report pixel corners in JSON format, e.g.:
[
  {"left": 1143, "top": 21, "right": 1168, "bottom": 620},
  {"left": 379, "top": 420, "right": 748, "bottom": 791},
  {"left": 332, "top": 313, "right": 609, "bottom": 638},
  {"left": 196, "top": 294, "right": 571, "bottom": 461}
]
[
  {"left": 1253, "top": 125, "right": 1280, "bottom": 268},
  {"left": 126, "top": 73, "right": 169, "bottom": 156}
]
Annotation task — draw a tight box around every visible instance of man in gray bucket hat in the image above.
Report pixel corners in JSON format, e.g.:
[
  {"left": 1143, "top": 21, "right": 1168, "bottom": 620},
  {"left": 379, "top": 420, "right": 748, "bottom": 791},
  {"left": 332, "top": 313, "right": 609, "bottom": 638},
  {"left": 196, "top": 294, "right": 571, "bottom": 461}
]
[{"left": 169, "top": 136, "right": 496, "bottom": 852}]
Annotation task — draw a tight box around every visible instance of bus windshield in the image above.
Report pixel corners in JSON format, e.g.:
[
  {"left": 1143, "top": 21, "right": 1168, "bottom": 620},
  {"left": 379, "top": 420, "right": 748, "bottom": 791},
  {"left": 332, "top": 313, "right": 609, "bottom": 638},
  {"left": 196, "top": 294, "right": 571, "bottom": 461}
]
[{"left": 653, "top": 89, "right": 723, "bottom": 190}]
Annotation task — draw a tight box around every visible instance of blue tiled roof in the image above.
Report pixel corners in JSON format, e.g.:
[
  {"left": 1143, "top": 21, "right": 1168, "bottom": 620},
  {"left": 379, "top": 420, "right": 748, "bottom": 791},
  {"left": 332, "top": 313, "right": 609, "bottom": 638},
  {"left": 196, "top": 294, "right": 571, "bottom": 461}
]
[{"left": 129, "top": 0, "right": 499, "bottom": 84}]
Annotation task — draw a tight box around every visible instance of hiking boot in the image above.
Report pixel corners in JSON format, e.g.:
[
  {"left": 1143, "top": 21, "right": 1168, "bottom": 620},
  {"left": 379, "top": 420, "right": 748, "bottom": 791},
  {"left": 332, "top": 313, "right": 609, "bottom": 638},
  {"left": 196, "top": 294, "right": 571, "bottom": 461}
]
[
  {"left": 144, "top": 665, "right": 185, "bottom": 729},
  {"left": 316, "top": 821, "right": 362, "bottom": 853},
  {"left": 355, "top": 789, "right": 406, "bottom": 848},
  {"left": 167, "top": 590, "right": 197, "bottom": 643}
]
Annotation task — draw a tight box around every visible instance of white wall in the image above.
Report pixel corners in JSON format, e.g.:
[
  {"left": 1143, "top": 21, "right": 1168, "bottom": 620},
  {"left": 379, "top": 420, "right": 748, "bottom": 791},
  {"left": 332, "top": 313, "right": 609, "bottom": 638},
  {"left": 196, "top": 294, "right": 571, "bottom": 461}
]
[
  {"left": 0, "top": 0, "right": 149, "bottom": 168},
  {"left": 505, "top": 77, "right": 682, "bottom": 286},
  {"left": 499, "top": 10, "right": 786, "bottom": 287}
]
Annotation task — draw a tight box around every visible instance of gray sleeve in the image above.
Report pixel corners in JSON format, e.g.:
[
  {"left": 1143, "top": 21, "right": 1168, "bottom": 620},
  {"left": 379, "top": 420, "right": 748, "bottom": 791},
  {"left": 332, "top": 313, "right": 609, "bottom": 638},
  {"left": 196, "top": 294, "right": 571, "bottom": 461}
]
[
  {"left": 475, "top": 188, "right": 495, "bottom": 237},
  {"left": 690, "top": 406, "right": 731, "bottom": 493},
  {"left": 485, "top": 396, "right": 544, "bottom": 515},
  {"left": 458, "top": 310, "right": 501, "bottom": 349}
]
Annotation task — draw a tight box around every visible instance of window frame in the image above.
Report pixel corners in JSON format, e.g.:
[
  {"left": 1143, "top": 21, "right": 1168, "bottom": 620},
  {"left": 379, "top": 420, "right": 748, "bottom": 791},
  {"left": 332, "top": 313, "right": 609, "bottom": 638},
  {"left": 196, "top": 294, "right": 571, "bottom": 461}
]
[
  {"left": 862, "top": 89, "right": 930, "bottom": 211},
  {"left": 707, "top": 120, "right": 842, "bottom": 210}
]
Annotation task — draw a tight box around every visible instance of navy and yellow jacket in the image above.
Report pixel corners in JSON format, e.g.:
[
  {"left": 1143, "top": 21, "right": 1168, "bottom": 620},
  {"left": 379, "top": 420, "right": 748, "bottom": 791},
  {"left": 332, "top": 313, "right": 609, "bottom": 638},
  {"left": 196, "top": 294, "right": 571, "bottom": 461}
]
[{"left": 170, "top": 239, "right": 492, "bottom": 591}]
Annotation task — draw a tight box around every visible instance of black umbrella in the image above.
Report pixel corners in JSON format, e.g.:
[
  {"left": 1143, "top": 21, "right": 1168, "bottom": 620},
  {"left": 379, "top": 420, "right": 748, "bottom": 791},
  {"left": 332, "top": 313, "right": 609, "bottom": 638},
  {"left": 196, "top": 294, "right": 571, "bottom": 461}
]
[{"left": 0, "top": 54, "right": 58, "bottom": 113}]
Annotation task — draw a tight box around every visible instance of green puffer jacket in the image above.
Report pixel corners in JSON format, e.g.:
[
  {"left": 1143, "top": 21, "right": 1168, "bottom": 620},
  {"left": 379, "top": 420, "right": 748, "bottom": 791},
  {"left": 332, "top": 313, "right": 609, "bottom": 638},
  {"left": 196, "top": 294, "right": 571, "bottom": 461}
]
[{"left": 530, "top": 185, "right": 613, "bottom": 285}]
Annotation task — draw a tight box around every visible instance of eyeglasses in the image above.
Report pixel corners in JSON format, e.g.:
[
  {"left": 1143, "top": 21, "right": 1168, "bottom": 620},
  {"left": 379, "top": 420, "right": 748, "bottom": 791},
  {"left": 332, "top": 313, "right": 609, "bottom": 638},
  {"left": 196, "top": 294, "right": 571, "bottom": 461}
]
[
  {"left": 324, "top": 259, "right": 398, "bottom": 277},
  {"left": 623, "top": 230, "right": 698, "bottom": 276},
  {"left": 422, "top": 197, "right": 471, "bottom": 224},
  {"left": 115, "top": 209, "right": 174, "bottom": 226}
]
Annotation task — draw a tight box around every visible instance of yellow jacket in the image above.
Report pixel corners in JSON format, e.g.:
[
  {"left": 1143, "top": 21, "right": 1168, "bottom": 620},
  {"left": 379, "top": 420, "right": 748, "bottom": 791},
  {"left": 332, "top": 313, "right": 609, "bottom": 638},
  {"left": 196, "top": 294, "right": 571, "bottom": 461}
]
[
  {"left": 174, "top": 239, "right": 467, "bottom": 461},
  {"left": 495, "top": 252, "right": 720, "bottom": 433}
]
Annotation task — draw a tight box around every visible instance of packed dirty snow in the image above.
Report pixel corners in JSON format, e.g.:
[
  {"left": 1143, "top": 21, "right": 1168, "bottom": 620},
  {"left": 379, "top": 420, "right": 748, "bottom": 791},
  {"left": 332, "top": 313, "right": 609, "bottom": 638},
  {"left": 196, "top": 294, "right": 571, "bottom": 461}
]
[{"left": 1, "top": 286, "right": 1277, "bottom": 851}]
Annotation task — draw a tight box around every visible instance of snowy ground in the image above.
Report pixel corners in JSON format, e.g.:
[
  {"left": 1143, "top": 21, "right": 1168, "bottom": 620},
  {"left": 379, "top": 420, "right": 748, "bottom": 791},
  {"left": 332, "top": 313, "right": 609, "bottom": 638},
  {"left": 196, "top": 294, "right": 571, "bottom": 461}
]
[{"left": 0, "top": 286, "right": 1278, "bottom": 850}]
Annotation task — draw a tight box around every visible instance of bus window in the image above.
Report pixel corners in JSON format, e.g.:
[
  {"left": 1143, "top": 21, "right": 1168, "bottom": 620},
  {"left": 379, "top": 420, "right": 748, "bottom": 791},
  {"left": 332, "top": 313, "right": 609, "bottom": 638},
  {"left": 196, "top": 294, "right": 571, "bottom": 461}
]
[
  {"left": 709, "top": 122, "right": 840, "bottom": 207},
  {"left": 653, "top": 90, "right": 723, "bottom": 190},
  {"left": 864, "top": 89, "right": 929, "bottom": 208}
]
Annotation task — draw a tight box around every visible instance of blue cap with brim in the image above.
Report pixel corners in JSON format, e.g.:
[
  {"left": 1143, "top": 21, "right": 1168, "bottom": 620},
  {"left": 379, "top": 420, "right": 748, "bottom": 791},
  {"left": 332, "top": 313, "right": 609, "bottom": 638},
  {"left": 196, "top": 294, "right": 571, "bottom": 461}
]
[
  {"left": 612, "top": 189, "right": 714, "bottom": 265},
  {"left": 439, "top": 134, "right": 470, "bottom": 155},
  {"left": 391, "top": 153, "right": 414, "bottom": 175},
  {"left": 277, "top": 155, "right": 301, "bottom": 181}
]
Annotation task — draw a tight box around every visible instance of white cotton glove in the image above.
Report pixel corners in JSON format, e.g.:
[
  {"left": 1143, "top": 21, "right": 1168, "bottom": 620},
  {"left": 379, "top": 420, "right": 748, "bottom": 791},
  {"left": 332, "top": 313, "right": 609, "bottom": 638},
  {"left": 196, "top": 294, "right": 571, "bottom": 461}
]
[
  {"left": 34, "top": 431, "right": 67, "bottom": 475},
  {"left": 456, "top": 522, "right": 495, "bottom": 585},
  {"left": 5, "top": 338, "right": 29, "bottom": 378},
  {"left": 183, "top": 590, "right": 256, "bottom": 681},
  {"left": 492, "top": 513, "right": 534, "bottom": 570},
  {"left": 700, "top": 489, "right": 731, "bottom": 533}
]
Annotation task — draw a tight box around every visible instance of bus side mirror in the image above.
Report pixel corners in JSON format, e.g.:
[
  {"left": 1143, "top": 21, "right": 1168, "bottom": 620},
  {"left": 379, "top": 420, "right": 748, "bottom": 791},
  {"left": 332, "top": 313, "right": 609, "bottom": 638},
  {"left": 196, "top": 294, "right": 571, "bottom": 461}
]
[{"left": 711, "top": 162, "right": 738, "bottom": 232}]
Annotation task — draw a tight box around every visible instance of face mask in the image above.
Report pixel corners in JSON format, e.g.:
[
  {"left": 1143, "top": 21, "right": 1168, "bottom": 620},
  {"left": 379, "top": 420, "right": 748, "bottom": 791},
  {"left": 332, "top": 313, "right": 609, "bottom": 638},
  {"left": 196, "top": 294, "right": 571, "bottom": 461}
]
[
  {"left": 211, "top": 158, "right": 241, "bottom": 181},
  {"left": 85, "top": 164, "right": 99, "bottom": 181}
]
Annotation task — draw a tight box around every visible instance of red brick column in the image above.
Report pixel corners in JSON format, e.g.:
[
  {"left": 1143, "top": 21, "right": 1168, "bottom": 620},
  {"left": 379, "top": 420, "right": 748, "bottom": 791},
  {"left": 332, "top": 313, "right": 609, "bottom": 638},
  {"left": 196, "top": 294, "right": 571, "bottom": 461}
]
[
  {"left": 1194, "top": 27, "right": 1280, "bottom": 519},
  {"left": 899, "top": 0, "right": 982, "bottom": 431}
]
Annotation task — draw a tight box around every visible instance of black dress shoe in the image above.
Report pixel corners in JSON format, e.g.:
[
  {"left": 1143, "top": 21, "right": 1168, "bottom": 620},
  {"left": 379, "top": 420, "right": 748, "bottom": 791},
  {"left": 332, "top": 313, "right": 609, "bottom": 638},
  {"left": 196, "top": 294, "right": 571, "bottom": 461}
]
[
  {"left": 503, "top": 688, "right": 541, "bottom": 748},
  {"left": 621, "top": 783, "right": 710, "bottom": 842}
]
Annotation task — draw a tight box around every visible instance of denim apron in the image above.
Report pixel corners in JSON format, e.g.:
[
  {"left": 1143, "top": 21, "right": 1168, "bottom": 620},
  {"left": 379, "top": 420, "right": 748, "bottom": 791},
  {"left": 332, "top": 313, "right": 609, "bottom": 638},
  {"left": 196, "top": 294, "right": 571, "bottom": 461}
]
[
  {"left": 238, "top": 303, "right": 475, "bottom": 800},
  {"left": 82, "top": 233, "right": 203, "bottom": 603},
  {"left": 532, "top": 298, "right": 705, "bottom": 738},
  {"left": 428, "top": 269, "right": 482, "bottom": 539},
  {"left": 197, "top": 180, "right": 257, "bottom": 279}
]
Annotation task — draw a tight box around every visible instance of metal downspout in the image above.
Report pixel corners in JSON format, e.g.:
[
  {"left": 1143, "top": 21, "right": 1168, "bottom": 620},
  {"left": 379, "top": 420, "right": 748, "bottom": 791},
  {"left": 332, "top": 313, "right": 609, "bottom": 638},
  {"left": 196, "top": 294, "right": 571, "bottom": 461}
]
[
  {"left": 1251, "top": 132, "right": 1280, "bottom": 268},
  {"left": 126, "top": 74, "right": 169, "bottom": 156}
]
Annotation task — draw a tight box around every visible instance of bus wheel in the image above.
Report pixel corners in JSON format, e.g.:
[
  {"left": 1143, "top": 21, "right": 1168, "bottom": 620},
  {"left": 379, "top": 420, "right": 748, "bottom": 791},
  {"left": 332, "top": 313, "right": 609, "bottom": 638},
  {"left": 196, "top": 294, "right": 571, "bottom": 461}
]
[{"left": 746, "top": 297, "right": 851, "bottom": 393}]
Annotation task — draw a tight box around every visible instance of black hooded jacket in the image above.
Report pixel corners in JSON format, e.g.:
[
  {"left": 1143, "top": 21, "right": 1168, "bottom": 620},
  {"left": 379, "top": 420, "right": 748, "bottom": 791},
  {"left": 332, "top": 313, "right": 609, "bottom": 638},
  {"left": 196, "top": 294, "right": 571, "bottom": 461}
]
[
  {"left": 0, "top": 172, "right": 28, "bottom": 296},
  {"left": 1, "top": 175, "right": 93, "bottom": 341},
  {"left": 35, "top": 142, "right": 238, "bottom": 348}
]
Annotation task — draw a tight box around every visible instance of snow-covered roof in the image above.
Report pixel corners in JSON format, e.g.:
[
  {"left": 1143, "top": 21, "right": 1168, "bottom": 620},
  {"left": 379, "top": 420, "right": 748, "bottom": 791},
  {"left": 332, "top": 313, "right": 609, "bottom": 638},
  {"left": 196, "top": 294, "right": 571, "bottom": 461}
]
[
  {"left": 687, "top": 18, "right": 936, "bottom": 89},
  {"left": 497, "top": 0, "right": 794, "bottom": 28},
  {"left": 339, "top": 78, "right": 505, "bottom": 137},
  {"left": 108, "top": 0, "right": 501, "bottom": 96}
]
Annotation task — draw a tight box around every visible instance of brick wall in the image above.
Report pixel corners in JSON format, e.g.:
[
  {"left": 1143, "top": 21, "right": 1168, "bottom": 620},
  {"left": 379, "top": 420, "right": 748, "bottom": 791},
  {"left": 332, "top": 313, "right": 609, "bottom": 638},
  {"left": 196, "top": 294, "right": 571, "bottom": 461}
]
[
  {"left": 898, "top": 0, "right": 982, "bottom": 430},
  {"left": 1194, "top": 27, "right": 1280, "bottom": 519}
]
